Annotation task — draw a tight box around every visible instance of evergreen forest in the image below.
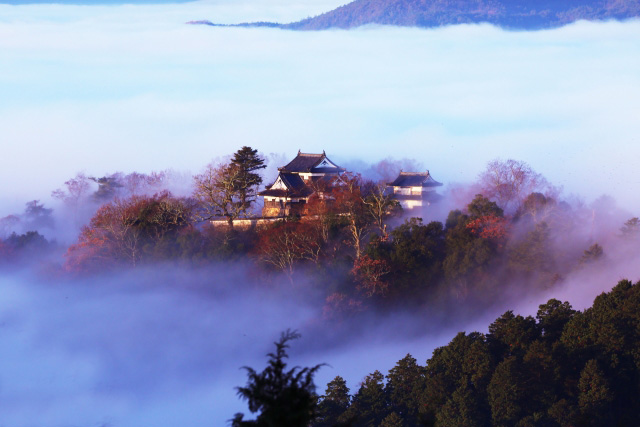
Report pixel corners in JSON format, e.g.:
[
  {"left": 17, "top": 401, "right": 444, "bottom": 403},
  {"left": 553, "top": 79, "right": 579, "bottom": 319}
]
[{"left": 236, "top": 279, "right": 640, "bottom": 426}]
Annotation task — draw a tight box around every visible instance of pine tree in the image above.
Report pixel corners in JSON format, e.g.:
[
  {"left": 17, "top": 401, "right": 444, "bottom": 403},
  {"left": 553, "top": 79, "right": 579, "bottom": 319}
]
[
  {"left": 384, "top": 354, "right": 425, "bottom": 425},
  {"left": 437, "top": 380, "right": 489, "bottom": 427},
  {"left": 315, "top": 376, "right": 352, "bottom": 427},
  {"left": 194, "top": 146, "right": 265, "bottom": 226},
  {"left": 232, "top": 330, "right": 324, "bottom": 427},
  {"left": 379, "top": 411, "right": 403, "bottom": 427},
  {"left": 488, "top": 357, "right": 525, "bottom": 427},
  {"left": 230, "top": 146, "right": 266, "bottom": 214},
  {"left": 578, "top": 359, "right": 613, "bottom": 425},
  {"left": 346, "top": 370, "right": 388, "bottom": 426}
]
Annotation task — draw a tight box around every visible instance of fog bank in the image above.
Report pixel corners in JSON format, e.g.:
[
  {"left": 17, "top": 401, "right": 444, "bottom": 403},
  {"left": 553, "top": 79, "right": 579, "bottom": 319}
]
[
  {"left": 1, "top": 4, "right": 639, "bottom": 213},
  {"left": 1, "top": 238, "right": 639, "bottom": 426}
]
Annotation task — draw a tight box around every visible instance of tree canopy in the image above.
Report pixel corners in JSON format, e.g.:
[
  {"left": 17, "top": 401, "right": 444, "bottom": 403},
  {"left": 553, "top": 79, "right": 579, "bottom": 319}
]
[{"left": 300, "top": 279, "right": 640, "bottom": 427}]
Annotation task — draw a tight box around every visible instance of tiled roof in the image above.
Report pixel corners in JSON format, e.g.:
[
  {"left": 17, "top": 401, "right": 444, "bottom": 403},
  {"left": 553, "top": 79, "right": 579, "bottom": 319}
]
[
  {"left": 279, "top": 151, "right": 344, "bottom": 173},
  {"left": 260, "top": 151, "right": 344, "bottom": 200},
  {"left": 258, "top": 172, "right": 313, "bottom": 198},
  {"left": 280, "top": 172, "right": 306, "bottom": 190},
  {"left": 388, "top": 171, "right": 443, "bottom": 187}
]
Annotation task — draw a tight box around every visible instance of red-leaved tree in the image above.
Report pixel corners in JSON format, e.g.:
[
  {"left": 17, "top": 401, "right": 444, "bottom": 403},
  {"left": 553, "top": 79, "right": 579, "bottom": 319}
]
[
  {"left": 351, "top": 254, "right": 391, "bottom": 297},
  {"left": 65, "top": 191, "right": 193, "bottom": 272},
  {"left": 255, "top": 220, "right": 324, "bottom": 282}
]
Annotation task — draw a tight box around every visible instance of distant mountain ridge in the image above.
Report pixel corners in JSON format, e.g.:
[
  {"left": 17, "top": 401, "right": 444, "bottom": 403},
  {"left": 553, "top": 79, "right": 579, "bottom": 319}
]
[{"left": 190, "top": 0, "right": 640, "bottom": 30}]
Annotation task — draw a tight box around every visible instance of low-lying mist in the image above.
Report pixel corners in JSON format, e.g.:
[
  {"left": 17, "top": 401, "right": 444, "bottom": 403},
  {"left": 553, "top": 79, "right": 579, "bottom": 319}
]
[
  {"left": 2, "top": 235, "right": 639, "bottom": 426},
  {"left": 0, "top": 265, "right": 316, "bottom": 426}
]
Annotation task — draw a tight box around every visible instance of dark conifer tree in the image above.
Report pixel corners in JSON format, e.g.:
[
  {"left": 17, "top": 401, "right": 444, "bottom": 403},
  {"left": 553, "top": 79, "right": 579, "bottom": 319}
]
[
  {"left": 89, "top": 174, "right": 123, "bottom": 201},
  {"left": 536, "top": 299, "right": 575, "bottom": 343},
  {"left": 578, "top": 359, "right": 614, "bottom": 425},
  {"left": 23, "top": 200, "right": 54, "bottom": 229},
  {"left": 620, "top": 217, "right": 640, "bottom": 240},
  {"left": 232, "top": 330, "right": 324, "bottom": 427},
  {"left": 488, "top": 356, "right": 526, "bottom": 426},
  {"left": 507, "top": 222, "right": 555, "bottom": 278},
  {"left": 379, "top": 411, "right": 403, "bottom": 427},
  {"left": 442, "top": 195, "right": 506, "bottom": 299},
  {"left": 579, "top": 243, "right": 604, "bottom": 264},
  {"left": 487, "top": 311, "right": 540, "bottom": 359},
  {"left": 230, "top": 146, "right": 266, "bottom": 214},
  {"left": 315, "top": 376, "right": 352, "bottom": 427},
  {"left": 467, "top": 194, "right": 504, "bottom": 219},
  {"left": 437, "top": 380, "right": 488, "bottom": 427},
  {"left": 384, "top": 354, "right": 425, "bottom": 425},
  {"left": 422, "top": 332, "right": 493, "bottom": 425},
  {"left": 346, "top": 370, "right": 388, "bottom": 427}
]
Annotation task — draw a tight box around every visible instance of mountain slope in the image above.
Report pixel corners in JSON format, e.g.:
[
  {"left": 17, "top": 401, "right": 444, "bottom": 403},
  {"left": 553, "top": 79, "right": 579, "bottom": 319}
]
[
  {"left": 285, "top": 0, "right": 640, "bottom": 29},
  {"left": 197, "top": 0, "right": 640, "bottom": 30}
]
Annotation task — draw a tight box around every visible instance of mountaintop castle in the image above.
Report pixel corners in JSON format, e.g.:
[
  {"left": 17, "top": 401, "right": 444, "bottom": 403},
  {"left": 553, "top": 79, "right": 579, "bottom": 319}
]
[{"left": 259, "top": 150, "right": 442, "bottom": 217}]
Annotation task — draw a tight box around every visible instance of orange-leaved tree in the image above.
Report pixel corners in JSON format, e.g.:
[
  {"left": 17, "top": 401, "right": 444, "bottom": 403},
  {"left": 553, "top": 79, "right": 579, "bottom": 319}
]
[
  {"left": 254, "top": 220, "right": 324, "bottom": 282},
  {"left": 65, "top": 191, "right": 193, "bottom": 272}
]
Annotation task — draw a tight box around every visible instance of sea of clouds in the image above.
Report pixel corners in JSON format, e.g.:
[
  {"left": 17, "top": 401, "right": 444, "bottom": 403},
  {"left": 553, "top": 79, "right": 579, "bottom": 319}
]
[
  {"left": 2, "top": 246, "right": 639, "bottom": 426},
  {"left": 1, "top": 1, "right": 640, "bottom": 425},
  {"left": 1, "top": 0, "right": 639, "bottom": 215}
]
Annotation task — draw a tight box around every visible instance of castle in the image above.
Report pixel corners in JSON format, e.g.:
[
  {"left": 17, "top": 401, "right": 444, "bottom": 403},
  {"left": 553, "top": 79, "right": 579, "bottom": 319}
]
[
  {"left": 386, "top": 171, "right": 443, "bottom": 210},
  {"left": 259, "top": 151, "right": 344, "bottom": 217},
  {"left": 259, "top": 151, "right": 442, "bottom": 218}
]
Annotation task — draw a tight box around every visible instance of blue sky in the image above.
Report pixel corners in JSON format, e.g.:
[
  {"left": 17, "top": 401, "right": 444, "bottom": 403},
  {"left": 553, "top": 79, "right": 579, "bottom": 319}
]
[{"left": 2, "top": 0, "right": 194, "bottom": 3}]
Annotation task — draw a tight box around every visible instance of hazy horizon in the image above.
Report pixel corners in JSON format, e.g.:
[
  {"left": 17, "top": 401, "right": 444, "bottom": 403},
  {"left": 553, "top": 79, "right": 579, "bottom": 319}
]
[{"left": 1, "top": 1, "right": 639, "bottom": 217}]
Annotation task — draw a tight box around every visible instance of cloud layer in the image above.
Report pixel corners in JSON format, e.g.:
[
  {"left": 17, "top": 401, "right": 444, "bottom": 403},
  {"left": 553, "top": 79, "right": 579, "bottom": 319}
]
[
  {"left": 1, "top": 2, "right": 639, "bottom": 215},
  {"left": 2, "top": 245, "right": 639, "bottom": 426}
]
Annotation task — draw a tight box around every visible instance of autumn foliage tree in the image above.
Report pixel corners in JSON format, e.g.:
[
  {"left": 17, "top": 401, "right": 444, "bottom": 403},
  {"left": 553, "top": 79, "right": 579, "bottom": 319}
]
[
  {"left": 329, "top": 172, "right": 381, "bottom": 260},
  {"left": 193, "top": 147, "right": 265, "bottom": 226},
  {"left": 331, "top": 173, "right": 370, "bottom": 259},
  {"left": 479, "top": 159, "right": 552, "bottom": 214},
  {"left": 254, "top": 219, "right": 324, "bottom": 281},
  {"left": 193, "top": 162, "right": 245, "bottom": 226},
  {"left": 65, "top": 191, "right": 193, "bottom": 272},
  {"left": 466, "top": 214, "right": 508, "bottom": 242},
  {"left": 443, "top": 195, "right": 507, "bottom": 298},
  {"left": 351, "top": 254, "right": 391, "bottom": 297},
  {"left": 362, "top": 181, "right": 401, "bottom": 238}
]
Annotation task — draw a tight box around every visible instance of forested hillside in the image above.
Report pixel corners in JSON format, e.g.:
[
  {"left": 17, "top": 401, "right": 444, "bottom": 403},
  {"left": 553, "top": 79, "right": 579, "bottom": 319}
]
[{"left": 234, "top": 279, "right": 640, "bottom": 426}]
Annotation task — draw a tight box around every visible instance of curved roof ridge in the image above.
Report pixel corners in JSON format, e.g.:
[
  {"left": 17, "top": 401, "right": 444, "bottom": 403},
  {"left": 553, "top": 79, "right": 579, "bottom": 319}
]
[
  {"left": 279, "top": 150, "right": 343, "bottom": 173},
  {"left": 399, "top": 170, "right": 430, "bottom": 176},
  {"left": 388, "top": 170, "right": 442, "bottom": 187}
]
